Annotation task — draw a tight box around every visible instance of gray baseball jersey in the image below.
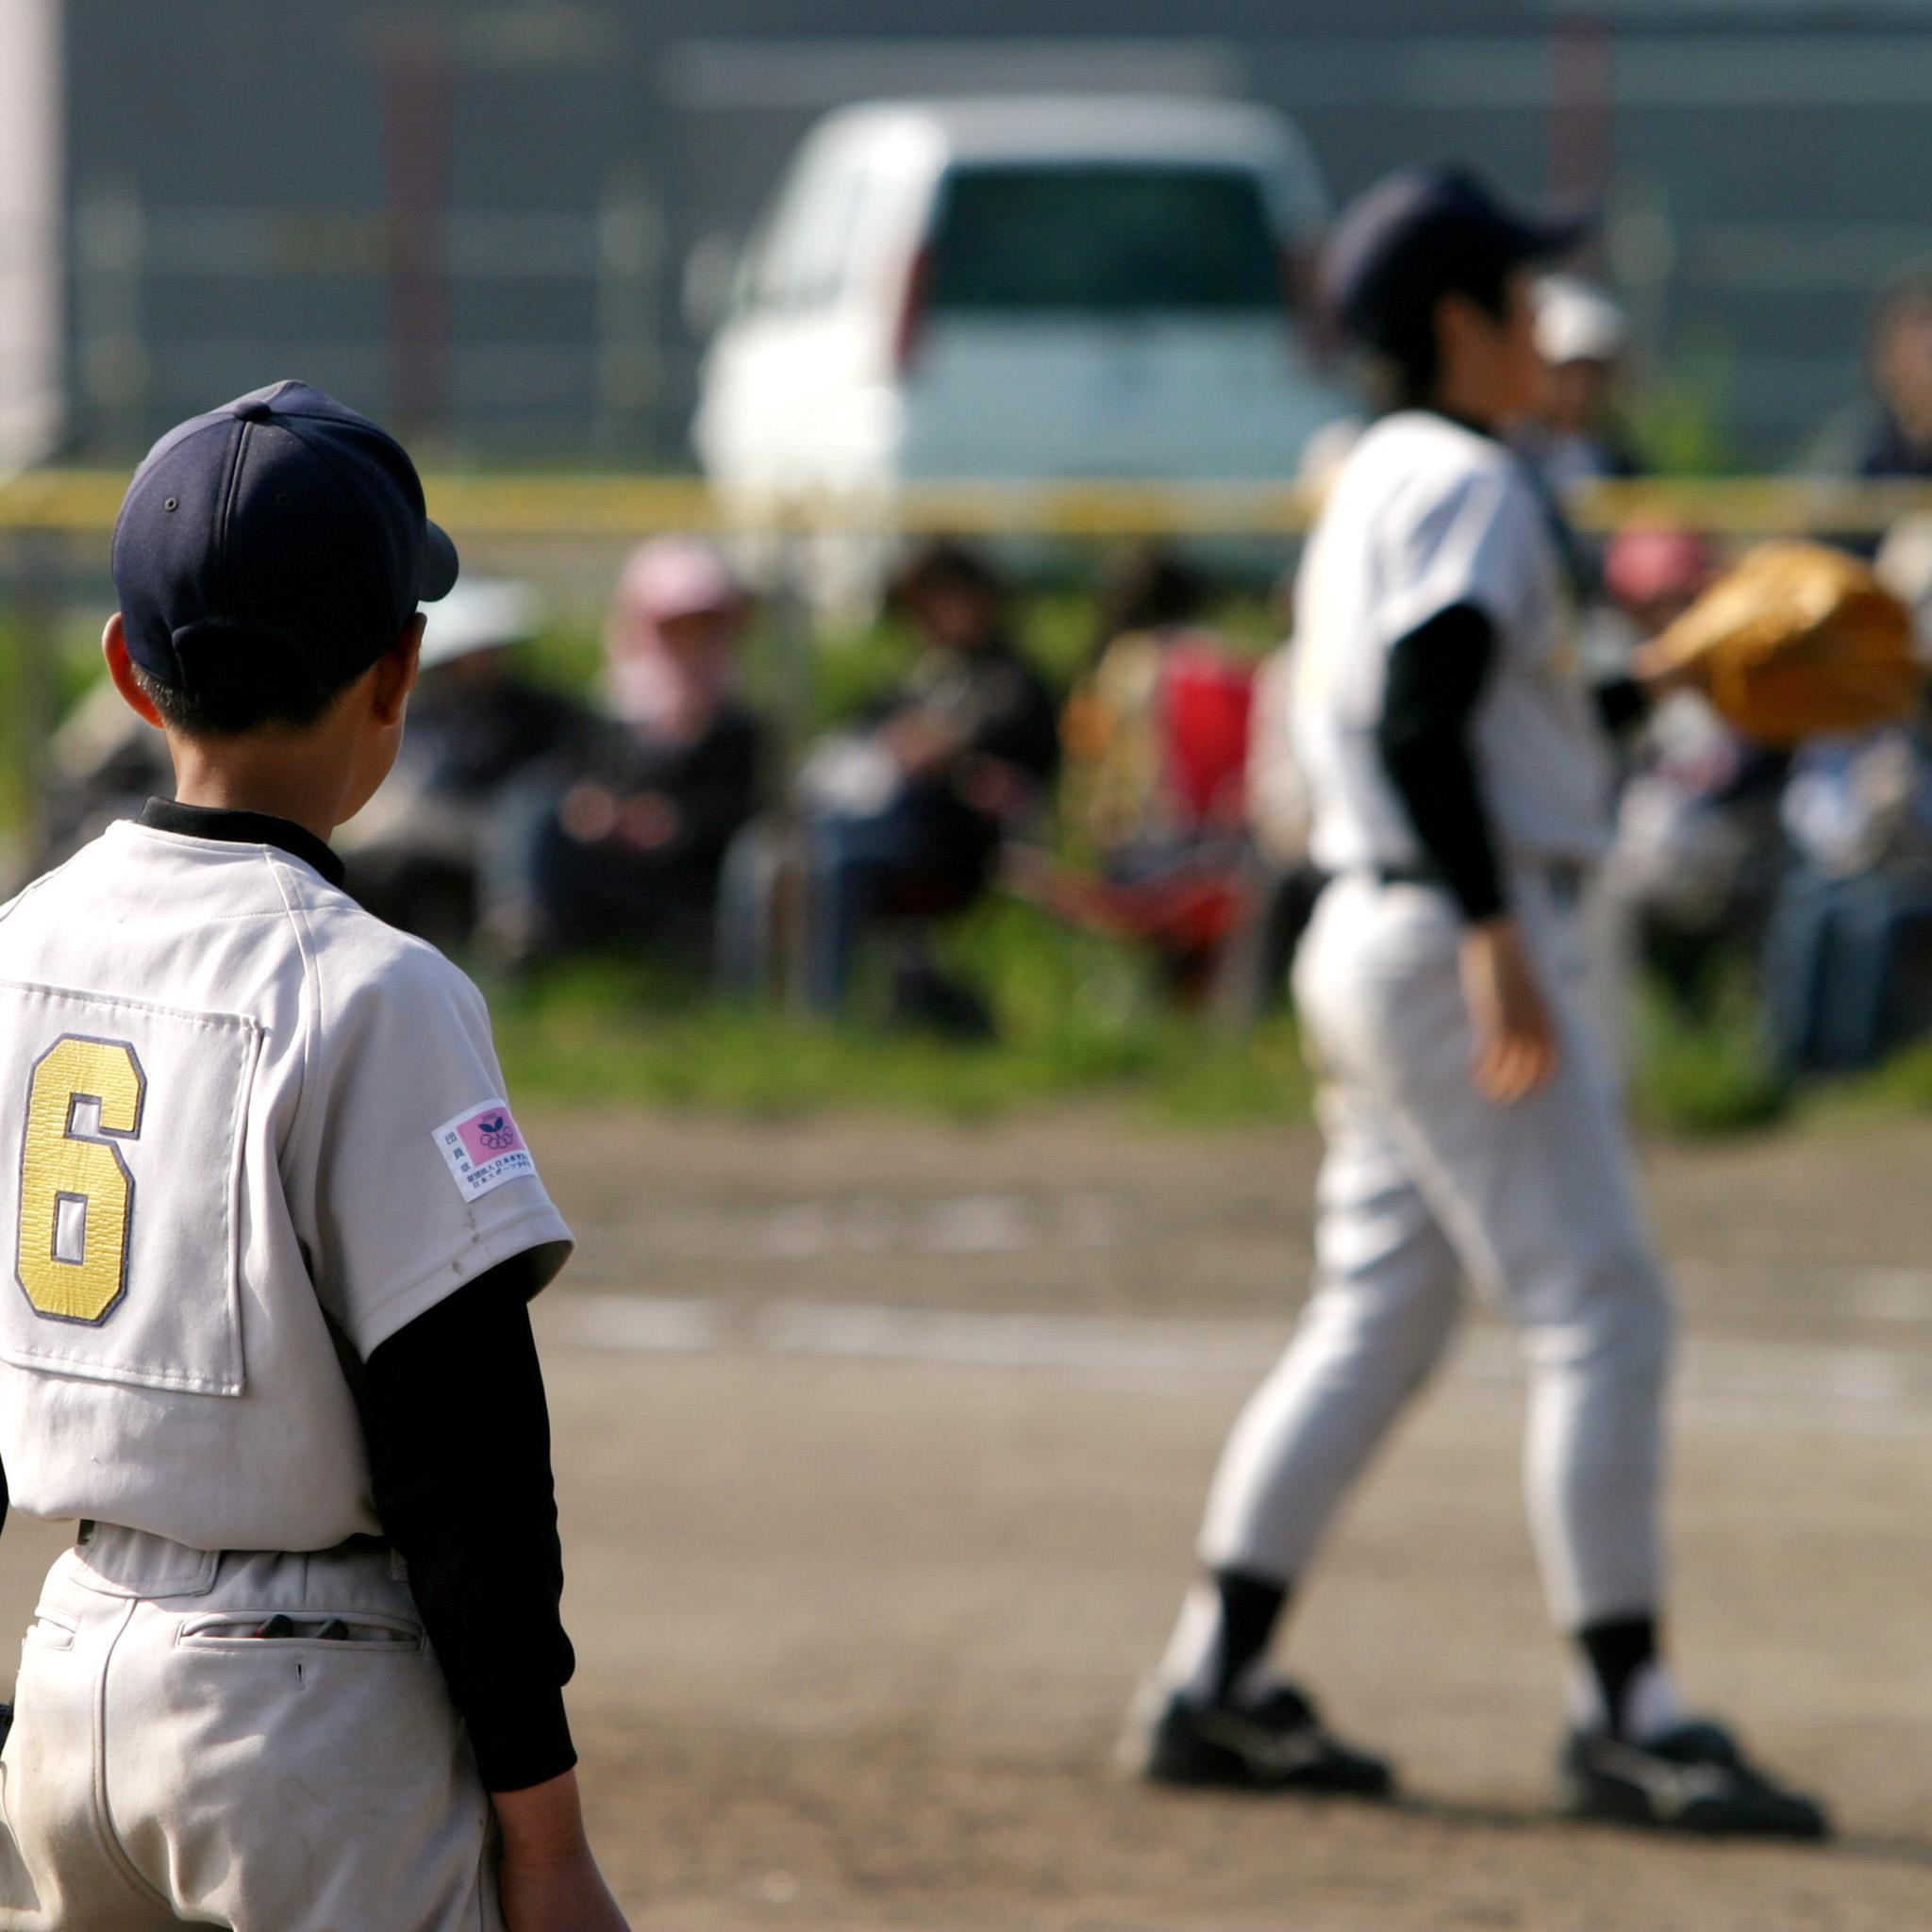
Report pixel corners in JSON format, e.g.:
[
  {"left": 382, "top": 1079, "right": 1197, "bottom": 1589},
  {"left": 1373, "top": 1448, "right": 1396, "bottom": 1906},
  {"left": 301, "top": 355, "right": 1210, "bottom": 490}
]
[
  {"left": 1291, "top": 408, "right": 1611, "bottom": 874},
  {"left": 0, "top": 817, "right": 573, "bottom": 1553}
]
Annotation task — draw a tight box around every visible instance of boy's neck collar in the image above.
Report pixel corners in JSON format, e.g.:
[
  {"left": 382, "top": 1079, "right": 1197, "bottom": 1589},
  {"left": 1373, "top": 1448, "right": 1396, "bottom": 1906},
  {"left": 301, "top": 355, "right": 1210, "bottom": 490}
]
[{"left": 139, "top": 797, "right": 345, "bottom": 888}]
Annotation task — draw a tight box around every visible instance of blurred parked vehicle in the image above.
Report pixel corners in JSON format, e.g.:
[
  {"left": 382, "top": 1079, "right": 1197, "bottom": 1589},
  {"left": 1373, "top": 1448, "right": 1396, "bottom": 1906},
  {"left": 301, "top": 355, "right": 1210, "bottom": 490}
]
[{"left": 694, "top": 95, "right": 1349, "bottom": 608}]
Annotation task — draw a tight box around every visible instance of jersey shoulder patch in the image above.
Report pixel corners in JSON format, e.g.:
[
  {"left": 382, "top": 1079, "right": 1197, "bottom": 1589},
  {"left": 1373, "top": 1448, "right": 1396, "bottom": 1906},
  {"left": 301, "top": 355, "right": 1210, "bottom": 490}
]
[{"left": 431, "top": 1099, "right": 538, "bottom": 1202}]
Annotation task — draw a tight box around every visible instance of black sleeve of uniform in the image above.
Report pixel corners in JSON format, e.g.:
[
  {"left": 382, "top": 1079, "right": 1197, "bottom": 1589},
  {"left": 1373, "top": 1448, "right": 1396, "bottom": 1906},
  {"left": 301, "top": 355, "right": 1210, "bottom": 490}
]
[
  {"left": 361, "top": 1261, "right": 577, "bottom": 1793},
  {"left": 1374, "top": 602, "right": 1507, "bottom": 925}
]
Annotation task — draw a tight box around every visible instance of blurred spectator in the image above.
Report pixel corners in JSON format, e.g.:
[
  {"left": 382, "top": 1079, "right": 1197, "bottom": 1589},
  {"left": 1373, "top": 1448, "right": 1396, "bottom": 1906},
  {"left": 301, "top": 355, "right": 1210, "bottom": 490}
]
[
  {"left": 1874, "top": 512, "right": 1932, "bottom": 653},
  {"left": 36, "top": 678, "right": 172, "bottom": 873},
  {"left": 1048, "top": 545, "right": 1256, "bottom": 995},
  {"left": 1243, "top": 570, "right": 1313, "bottom": 878},
  {"left": 1516, "top": 275, "right": 1641, "bottom": 501},
  {"left": 1766, "top": 722, "right": 1932, "bottom": 1072},
  {"left": 1208, "top": 618, "right": 1326, "bottom": 1027},
  {"left": 1602, "top": 524, "right": 1716, "bottom": 639},
  {"left": 1765, "top": 555, "right": 1932, "bottom": 1070},
  {"left": 1063, "top": 546, "right": 1252, "bottom": 867},
  {"left": 1856, "top": 269, "right": 1932, "bottom": 480},
  {"left": 1599, "top": 526, "right": 1792, "bottom": 1016},
  {"left": 1295, "top": 415, "right": 1366, "bottom": 507},
  {"left": 1781, "top": 727, "right": 1932, "bottom": 879},
  {"left": 730, "top": 539, "right": 1058, "bottom": 1029},
  {"left": 495, "top": 540, "right": 766, "bottom": 967},
  {"left": 340, "top": 578, "right": 592, "bottom": 949}
]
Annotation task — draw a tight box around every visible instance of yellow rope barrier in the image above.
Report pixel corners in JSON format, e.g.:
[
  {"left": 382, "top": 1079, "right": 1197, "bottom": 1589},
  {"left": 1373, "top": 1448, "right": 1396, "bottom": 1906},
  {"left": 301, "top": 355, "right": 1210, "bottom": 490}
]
[{"left": 8, "top": 471, "right": 1932, "bottom": 541}]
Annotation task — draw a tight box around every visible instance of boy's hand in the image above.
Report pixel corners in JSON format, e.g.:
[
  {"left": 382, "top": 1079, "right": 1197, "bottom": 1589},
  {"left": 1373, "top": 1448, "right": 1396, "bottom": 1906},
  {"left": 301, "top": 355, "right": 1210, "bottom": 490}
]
[
  {"left": 494, "top": 1770, "right": 630, "bottom": 1932},
  {"left": 1458, "top": 916, "right": 1558, "bottom": 1105},
  {"left": 499, "top": 1848, "right": 629, "bottom": 1932}
]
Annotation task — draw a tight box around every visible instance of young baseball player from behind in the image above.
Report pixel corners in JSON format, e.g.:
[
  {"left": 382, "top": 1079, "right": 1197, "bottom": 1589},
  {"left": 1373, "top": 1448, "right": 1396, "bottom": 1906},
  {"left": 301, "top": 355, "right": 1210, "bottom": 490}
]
[
  {"left": 1122, "top": 170, "right": 1828, "bottom": 1838},
  {"left": 0, "top": 380, "right": 628, "bottom": 1929}
]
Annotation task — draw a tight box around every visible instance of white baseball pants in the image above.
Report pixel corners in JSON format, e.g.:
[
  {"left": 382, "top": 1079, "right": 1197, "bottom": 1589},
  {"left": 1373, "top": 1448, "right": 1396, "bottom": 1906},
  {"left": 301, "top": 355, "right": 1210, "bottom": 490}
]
[
  {"left": 1200, "top": 871, "right": 1674, "bottom": 1629},
  {"left": 0, "top": 1524, "right": 501, "bottom": 1931}
]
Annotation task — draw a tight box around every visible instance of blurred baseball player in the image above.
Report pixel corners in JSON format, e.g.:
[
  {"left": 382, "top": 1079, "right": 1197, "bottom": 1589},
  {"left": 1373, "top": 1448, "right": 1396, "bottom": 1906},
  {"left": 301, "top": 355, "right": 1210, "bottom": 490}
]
[
  {"left": 1122, "top": 170, "right": 1827, "bottom": 1839},
  {"left": 0, "top": 381, "right": 629, "bottom": 1927}
]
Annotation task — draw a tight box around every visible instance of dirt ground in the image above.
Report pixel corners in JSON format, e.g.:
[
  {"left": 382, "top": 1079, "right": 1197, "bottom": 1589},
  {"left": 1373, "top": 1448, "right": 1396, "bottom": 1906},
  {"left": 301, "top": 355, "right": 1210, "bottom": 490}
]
[{"left": 8, "top": 1108, "right": 1932, "bottom": 1927}]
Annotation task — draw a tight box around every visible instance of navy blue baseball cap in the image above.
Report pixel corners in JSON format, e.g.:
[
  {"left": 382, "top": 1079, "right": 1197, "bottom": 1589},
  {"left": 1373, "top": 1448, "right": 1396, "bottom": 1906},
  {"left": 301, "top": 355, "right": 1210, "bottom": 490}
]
[
  {"left": 1324, "top": 166, "right": 1594, "bottom": 351},
  {"left": 111, "top": 379, "right": 458, "bottom": 699}
]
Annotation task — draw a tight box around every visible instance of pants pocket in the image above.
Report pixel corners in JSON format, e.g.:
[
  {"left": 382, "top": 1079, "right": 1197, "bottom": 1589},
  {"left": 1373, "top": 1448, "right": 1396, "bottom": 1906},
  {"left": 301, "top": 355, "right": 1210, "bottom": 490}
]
[
  {"left": 19, "top": 1611, "right": 75, "bottom": 1656},
  {"left": 175, "top": 1609, "right": 425, "bottom": 1657}
]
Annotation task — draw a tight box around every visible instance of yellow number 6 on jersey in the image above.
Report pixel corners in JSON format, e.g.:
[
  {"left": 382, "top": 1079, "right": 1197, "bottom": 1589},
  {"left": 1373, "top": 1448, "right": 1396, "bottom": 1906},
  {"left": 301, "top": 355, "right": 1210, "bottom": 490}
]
[{"left": 16, "top": 1036, "right": 145, "bottom": 1324}]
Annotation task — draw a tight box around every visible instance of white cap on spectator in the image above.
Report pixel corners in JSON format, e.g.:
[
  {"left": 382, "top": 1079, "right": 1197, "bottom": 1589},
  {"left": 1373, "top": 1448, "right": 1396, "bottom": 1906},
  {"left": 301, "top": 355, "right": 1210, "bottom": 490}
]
[
  {"left": 1536, "top": 275, "right": 1628, "bottom": 367},
  {"left": 419, "top": 577, "right": 544, "bottom": 668}
]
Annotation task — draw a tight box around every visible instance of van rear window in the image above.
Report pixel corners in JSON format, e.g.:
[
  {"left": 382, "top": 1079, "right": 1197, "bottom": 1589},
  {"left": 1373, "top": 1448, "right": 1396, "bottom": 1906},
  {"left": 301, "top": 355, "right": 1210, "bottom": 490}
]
[{"left": 925, "top": 166, "right": 1280, "bottom": 316}]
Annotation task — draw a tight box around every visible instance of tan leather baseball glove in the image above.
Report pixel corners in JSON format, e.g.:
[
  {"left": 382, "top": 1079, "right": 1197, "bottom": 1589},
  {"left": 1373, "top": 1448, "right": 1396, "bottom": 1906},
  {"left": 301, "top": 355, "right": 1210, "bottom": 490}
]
[{"left": 1646, "top": 540, "right": 1921, "bottom": 746}]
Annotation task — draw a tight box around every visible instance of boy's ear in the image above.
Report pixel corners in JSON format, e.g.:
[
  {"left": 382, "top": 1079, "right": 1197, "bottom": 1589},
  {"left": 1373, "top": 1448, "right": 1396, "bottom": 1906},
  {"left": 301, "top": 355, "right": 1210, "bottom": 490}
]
[
  {"left": 103, "top": 613, "right": 166, "bottom": 729},
  {"left": 369, "top": 612, "right": 425, "bottom": 728}
]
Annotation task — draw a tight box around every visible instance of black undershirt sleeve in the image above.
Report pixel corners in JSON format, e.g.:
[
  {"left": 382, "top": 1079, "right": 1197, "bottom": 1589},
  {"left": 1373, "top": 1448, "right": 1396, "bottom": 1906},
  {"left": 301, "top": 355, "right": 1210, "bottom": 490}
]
[
  {"left": 1374, "top": 602, "right": 1507, "bottom": 925},
  {"left": 361, "top": 1259, "right": 577, "bottom": 1793}
]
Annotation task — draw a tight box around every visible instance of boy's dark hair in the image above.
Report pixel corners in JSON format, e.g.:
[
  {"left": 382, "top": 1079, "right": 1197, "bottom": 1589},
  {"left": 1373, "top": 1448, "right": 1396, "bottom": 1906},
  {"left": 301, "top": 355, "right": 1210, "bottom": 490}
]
[
  {"left": 131, "top": 633, "right": 362, "bottom": 737},
  {"left": 1326, "top": 168, "right": 1584, "bottom": 414},
  {"left": 1359, "top": 248, "right": 1515, "bottom": 411}
]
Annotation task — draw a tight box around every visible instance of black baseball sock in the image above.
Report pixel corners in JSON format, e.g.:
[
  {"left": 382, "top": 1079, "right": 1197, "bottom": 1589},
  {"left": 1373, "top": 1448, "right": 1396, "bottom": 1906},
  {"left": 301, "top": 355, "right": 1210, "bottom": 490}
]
[
  {"left": 1210, "top": 1569, "right": 1291, "bottom": 1707},
  {"left": 1576, "top": 1613, "right": 1660, "bottom": 1738}
]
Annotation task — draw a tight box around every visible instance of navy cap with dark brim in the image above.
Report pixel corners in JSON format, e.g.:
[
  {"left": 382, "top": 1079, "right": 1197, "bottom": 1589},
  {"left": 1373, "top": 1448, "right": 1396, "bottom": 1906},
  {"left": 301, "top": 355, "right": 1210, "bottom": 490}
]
[
  {"left": 112, "top": 379, "right": 458, "bottom": 699},
  {"left": 1324, "top": 165, "right": 1596, "bottom": 350},
  {"left": 421, "top": 520, "right": 459, "bottom": 603}
]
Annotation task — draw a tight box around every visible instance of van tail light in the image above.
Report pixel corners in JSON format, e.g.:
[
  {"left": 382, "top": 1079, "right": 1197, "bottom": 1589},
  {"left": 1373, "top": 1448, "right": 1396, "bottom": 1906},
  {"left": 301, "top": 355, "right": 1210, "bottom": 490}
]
[{"left": 893, "top": 245, "right": 933, "bottom": 376}]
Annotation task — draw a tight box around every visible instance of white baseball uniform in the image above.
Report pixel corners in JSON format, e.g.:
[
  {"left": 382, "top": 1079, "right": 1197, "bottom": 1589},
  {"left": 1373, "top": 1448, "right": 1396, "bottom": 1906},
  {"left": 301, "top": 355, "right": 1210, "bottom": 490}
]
[
  {"left": 0, "top": 814, "right": 573, "bottom": 1929},
  {"left": 1187, "top": 410, "right": 1673, "bottom": 1636}
]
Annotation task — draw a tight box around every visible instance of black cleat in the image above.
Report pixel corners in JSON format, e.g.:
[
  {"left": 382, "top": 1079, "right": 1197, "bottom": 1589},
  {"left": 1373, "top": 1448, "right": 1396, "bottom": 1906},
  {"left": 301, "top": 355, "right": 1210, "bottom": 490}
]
[
  {"left": 1122, "top": 1680, "right": 1396, "bottom": 1797},
  {"left": 1558, "top": 1720, "right": 1830, "bottom": 1840}
]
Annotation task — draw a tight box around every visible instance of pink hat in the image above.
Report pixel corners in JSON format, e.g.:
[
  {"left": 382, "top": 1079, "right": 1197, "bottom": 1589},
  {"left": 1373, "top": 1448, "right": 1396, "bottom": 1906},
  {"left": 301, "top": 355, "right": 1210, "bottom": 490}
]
[
  {"left": 1604, "top": 525, "right": 1718, "bottom": 611},
  {"left": 616, "top": 538, "right": 743, "bottom": 625}
]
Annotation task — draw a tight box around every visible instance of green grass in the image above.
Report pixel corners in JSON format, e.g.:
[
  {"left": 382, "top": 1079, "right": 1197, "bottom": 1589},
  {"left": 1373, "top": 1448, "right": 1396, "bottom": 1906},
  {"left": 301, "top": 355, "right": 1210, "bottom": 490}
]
[
  {"left": 1627, "top": 966, "right": 1932, "bottom": 1141},
  {"left": 1798, "top": 1031, "right": 1932, "bottom": 1133},
  {"left": 1628, "top": 970, "right": 1791, "bottom": 1136},
  {"left": 486, "top": 897, "right": 1932, "bottom": 1138},
  {"left": 491, "top": 926, "right": 1932, "bottom": 1140},
  {"left": 489, "top": 896, "right": 1313, "bottom": 1127}
]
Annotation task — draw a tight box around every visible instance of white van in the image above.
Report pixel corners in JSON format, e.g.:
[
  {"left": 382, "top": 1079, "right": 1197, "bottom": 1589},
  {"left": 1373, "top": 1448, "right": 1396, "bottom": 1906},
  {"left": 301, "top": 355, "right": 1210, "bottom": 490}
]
[{"left": 693, "top": 96, "right": 1350, "bottom": 561}]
